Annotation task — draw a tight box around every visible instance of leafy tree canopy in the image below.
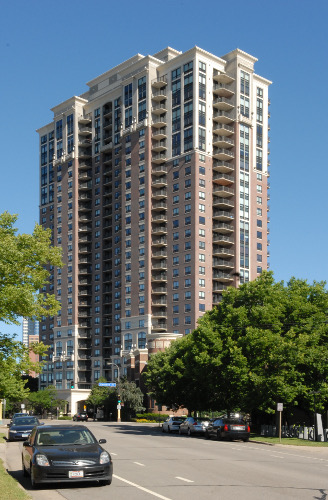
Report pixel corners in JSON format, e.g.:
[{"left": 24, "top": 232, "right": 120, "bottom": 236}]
[
  {"left": 0, "top": 212, "right": 63, "bottom": 324},
  {"left": 27, "top": 385, "right": 61, "bottom": 415},
  {"left": 144, "top": 272, "right": 328, "bottom": 416}
]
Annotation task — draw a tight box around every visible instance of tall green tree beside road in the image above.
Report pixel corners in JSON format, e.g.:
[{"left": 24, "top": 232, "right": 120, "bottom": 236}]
[
  {"left": 144, "top": 272, "right": 328, "bottom": 417},
  {"left": 0, "top": 212, "right": 62, "bottom": 324},
  {"left": 0, "top": 212, "right": 63, "bottom": 404}
]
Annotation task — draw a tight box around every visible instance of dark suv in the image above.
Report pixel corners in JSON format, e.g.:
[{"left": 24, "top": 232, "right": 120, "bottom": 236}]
[
  {"left": 205, "top": 416, "right": 250, "bottom": 442},
  {"left": 72, "top": 412, "right": 88, "bottom": 422}
]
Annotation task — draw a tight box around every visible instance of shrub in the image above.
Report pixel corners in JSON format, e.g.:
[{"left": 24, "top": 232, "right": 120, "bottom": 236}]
[{"left": 135, "top": 413, "right": 169, "bottom": 422}]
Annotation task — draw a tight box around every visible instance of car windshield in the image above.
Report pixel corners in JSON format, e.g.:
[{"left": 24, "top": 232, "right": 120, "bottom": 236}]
[
  {"left": 171, "top": 417, "right": 183, "bottom": 421},
  {"left": 13, "top": 418, "right": 38, "bottom": 426},
  {"left": 225, "top": 419, "right": 246, "bottom": 425},
  {"left": 194, "top": 418, "right": 209, "bottom": 422},
  {"left": 36, "top": 429, "right": 96, "bottom": 446}
]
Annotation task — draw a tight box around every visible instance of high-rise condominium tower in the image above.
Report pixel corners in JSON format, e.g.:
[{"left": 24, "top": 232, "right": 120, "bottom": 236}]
[{"left": 37, "top": 46, "right": 271, "bottom": 413}]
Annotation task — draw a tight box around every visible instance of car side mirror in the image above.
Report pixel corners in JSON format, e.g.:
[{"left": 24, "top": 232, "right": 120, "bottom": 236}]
[{"left": 98, "top": 439, "right": 106, "bottom": 444}]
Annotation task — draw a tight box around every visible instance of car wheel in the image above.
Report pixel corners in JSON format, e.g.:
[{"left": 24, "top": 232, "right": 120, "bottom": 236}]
[
  {"left": 179, "top": 428, "right": 182, "bottom": 435},
  {"left": 243, "top": 437, "right": 249, "bottom": 442},
  {"left": 22, "top": 460, "right": 28, "bottom": 477},
  {"left": 187, "top": 428, "right": 191, "bottom": 436},
  {"left": 205, "top": 430, "right": 210, "bottom": 440},
  {"left": 168, "top": 426, "right": 171, "bottom": 433},
  {"left": 162, "top": 426, "right": 165, "bottom": 432},
  {"left": 99, "top": 479, "right": 112, "bottom": 486}
]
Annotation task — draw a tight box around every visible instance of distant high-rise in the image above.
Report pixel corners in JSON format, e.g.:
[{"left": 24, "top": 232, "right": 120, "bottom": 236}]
[
  {"left": 37, "top": 46, "right": 271, "bottom": 414},
  {"left": 22, "top": 318, "right": 39, "bottom": 378}
]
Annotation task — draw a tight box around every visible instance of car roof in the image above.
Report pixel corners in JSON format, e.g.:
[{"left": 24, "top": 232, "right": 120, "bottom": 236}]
[{"left": 36, "top": 424, "right": 87, "bottom": 431}]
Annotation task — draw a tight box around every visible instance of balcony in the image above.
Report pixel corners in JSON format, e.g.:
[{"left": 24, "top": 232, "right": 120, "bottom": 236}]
[
  {"left": 213, "top": 161, "right": 234, "bottom": 174},
  {"left": 78, "top": 193, "right": 92, "bottom": 201},
  {"left": 212, "top": 222, "right": 234, "bottom": 233},
  {"left": 78, "top": 149, "right": 92, "bottom": 160},
  {"left": 212, "top": 197, "right": 234, "bottom": 209},
  {"left": 152, "top": 286, "right": 167, "bottom": 295},
  {"left": 213, "top": 123, "right": 234, "bottom": 136},
  {"left": 213, "top": 83, "right": 235, "bottom": 98},
  {"left": 213, "top": 270, "right": 234, "bottom": 283},
  {"left": 78, "top": 246, "right": 91, "bottom": 254},
  {"left": 152, "top": 178, "right": 167, "bottom": 188},
  {"left": 213, "top": 72, "right": 234, "bottom": 85},
  {"left": 152, "top": 140, "right": 167, "bottom": 153},
  {"left": 213, "top": 136, "right": 234, "bottom": 149},
  {"left": 152, "top": 152, "right": 167, "bottom": 164},
  {"left": 213, "top": 246, "right": 234, "bottom": 258},
  {"left": 78, "top": 171, "right": 92, "bottom": 181},
  {"left": 78, "top": 181, "right": 92, "bottom": 190},
  {"left": 152, "top": 89, "right": 167, "bottom": 101},
  {"left": 78, "top": 114, "right": 92, "bottom": 124},
  {"left": 213, "top": 148, "right": 234, "bottom": 161},
  {"left": 152, "top": 213, "right": 167, "bottom": 223},
  {"left": 78, "top": 225, "right": 92, "bottom": 233},
  {"left": 152, "top": 250, "right": 167, "bottom": 258},
  {"left": 152, "top": 309, "right": 167, "bottom": 318},
  {"left": 151, "top": 273, "right": 167, "bottom": 282},
  {"left": 213, "top": 258, "right": 234, "bottom": 270},
  {"left": 213, "top": 96, "right": 234, "bottom": 111},
  {"left": 152, "top": 103, "right": 168, "bottom": 115},
  {"left": 152, "top": 298, "right": 167, "bottom": 306},
  {"left": 152, "top": 127, "right": 167, "bottom": 140},
  {"left": 152, "top": 164, "right": 167, "bottom": 176},
  {"left": 78, "top": 126, "right": 92, "bottom": 136},
  {"left": 152, "top": 76, "right": 168, "bottom": 88},
  {"left": 152, "top": 237, "right": 167, "bottom": 247},
  {"left": 213, "top": 110, "right": 234, "bottom": 124},
  {"left": 212, "top": 234, "right": 234, "bottom": 246},
  {"left": 152, "top": 261, "right": 167, "bottom": 270},
  {"left": 212, "top": 185, "right": 234, "bottom": 198},
  {"left": 152, "top": 201, "right": 167, "bottom": 211},
  {"left": 152, "top": 116, "right": 167, "bottom": 128},
  {"left": 213, "top": 210, "right": 234, "bottom": 222},
  {"left": 213, "top": 173, "right": 234, "bottom": 185},
  {"left": 103, "top": 120, "right": 112, "bottom": 130},
  {"left": 78, "top": 159, "right": 91, "bottom": 170},
  {"left": 213, "top": 283, "right": 228, "bottom": 292},
  {"left": 78, "top": 139, "right": 92, "bottom": 148},
  {"left": 151, "top": 225, "right": 167, "bottom": 235},
  {"left": 100, "top": 142, "right": 113, "bottom": 153},
  {"left": 151, "top": 320, "right": 167, "bottom": 331}
]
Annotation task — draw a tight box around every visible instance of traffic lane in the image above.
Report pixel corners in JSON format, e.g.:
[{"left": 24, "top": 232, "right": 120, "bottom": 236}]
[{"left": 106, "top": 428, "right": 328, "bottom": 500}]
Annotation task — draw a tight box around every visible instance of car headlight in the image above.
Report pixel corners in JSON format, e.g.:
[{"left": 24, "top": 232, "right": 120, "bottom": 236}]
[
  {"left": 99, "top": 451, "right": 110, "bottom": 464},
  {"left": 35, "top": 454, "right": 50, "bottom": 466},
  {"left": 10, "top": 430, "right": 17, "bottom": 433}
]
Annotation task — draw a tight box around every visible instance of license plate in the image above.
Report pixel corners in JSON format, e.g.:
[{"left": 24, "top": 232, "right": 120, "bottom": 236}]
[
  {"left": 69, "top": 471, "right": 84, "bottom": 478},
  {"left": 232, "top": 426, "right": 244, "bottom": 430},
  {"left": 22, "top": 434, "right": 29, "bottom": 437}
]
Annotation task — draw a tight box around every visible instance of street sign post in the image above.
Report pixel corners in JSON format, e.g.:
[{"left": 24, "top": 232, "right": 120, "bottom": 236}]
[
  {"left": 277, "top": 403, "right": 283, "bottom": 442},
  {"left": 98, "top": 382, "right": 116, "bottom": 387}
]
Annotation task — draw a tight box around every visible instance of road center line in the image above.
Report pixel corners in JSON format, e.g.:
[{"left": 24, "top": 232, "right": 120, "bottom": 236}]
[
  {"left": 113, "top": 474, "right": 172, "bottom": 500},
  {"left": 134, "top": 461, "right": 145, "bottom": 466},
  {"left": 175, "top": 476, "right": 194, "bottom": 483}
]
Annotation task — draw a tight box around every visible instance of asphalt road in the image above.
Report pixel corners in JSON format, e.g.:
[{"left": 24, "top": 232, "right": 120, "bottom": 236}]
[{"left": 3, "top": 420, "right": 328, "bottom": 500}]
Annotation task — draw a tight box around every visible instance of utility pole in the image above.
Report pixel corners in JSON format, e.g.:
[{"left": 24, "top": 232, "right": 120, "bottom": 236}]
[{"left": 108, "top": 362, "right": 121, "bottom": 423}]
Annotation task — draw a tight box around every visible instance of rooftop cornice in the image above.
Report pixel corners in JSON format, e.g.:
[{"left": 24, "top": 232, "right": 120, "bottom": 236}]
[
  {"left": 253, "top": 73, "right": 273, "bottom": 85},
  {"left": 222, "top": 48, "right": 258, "bottom": 63},
  {"left": 51, "top": 95, "right": 87, "bottom": 114},
  {"left": 86, "top": 54, "right": 145, "bottom": 87}
]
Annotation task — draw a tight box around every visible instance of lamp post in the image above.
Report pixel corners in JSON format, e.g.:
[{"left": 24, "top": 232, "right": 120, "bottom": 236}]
[{"left": 108, "top": 362, "right": 121, "bottom": 423}]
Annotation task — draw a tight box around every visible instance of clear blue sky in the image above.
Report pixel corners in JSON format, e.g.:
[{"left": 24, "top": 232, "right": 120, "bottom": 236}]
[{"left": 1, "top": 0, "right": 327, "bottom": 339}]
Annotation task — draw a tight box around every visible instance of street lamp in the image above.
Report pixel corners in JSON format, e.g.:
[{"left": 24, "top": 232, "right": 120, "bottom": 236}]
[{"left": 107, "top": 362, "right": 121, "bottom": 423}]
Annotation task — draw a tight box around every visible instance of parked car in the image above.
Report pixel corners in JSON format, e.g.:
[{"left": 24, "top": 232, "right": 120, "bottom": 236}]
[
  {"left": 8, "top": 417, "right": 42, "bottom": 441},
  {"left": 205, "top": 416, "right": 250, "bottom": 442},
  {"left": 22, "top": 424, "right": 113, "bottom": 488},
  {"left": 179, "top": 417, "right": 210, "bottom": 436},
  {"left": 8, "top": 413, "right": 27, "bottom": 426},
  {"left": 73, "top": 412, "right": 88, "bottom": 421},
  {"left": 162, "top": 416, "right": 186, "bottom": 433}
]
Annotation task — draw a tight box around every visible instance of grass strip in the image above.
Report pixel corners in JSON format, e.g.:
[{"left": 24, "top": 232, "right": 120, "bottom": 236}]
[
  {"left": 0, "top": 458, "right": 31, "bottom": 500},
  {"left": 250, "top": 434, "right": 328, "bottom": 446}
]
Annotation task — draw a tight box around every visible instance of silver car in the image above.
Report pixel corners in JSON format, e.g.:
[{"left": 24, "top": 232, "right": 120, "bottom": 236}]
[
  {"left": 162, "top": 416, "right": 186, "bottom": 433},
  {"left": 179, "top": 417, "right": 210, "bottom": 436}
]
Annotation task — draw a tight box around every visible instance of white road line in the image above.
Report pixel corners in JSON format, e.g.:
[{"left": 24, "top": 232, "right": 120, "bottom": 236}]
[
  {"left": 113, "top": 474, "right": 172, "bottom": 500},
  {"left": 111, "top": 452, "right": 118, "bottom": 456},
  {"left": 271, "top": 454, "right": 284, "bottom": 458},
  {"left": 175, "top": 476, "right": 194, "bottom": 483},
  {"left": 134, "top": 461, "right": 145, "bottom": 466}
]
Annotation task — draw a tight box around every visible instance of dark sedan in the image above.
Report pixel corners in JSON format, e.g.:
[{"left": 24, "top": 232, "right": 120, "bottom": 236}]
[
  {"left": 8, "top": 417, "right": 42, "bottom": 441},
  {"left": 205, "top": 416, "right": 250, "bottom": 441},
  {"left": 73, "top": 412, "right": 88, "bottom": 421},
  {"left": 22, "top": 425, "right": 113, "bottom": 488}
]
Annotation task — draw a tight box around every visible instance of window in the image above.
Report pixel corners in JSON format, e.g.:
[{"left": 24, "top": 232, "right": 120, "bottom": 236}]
[
  {"left": 185, "top": 279, "right": 191, "bottom": 287},
  {"left": 185, "top": 266, "right": 191, "bottom": 275},
  {"left": 257, "top": 243, "right": 262, "bottom": 250},
  {"left": 257, "top": 254, "right": 262, "bottom": 262},
  {"left": 257, "top": 231, "right": 262, "bottom": 239},
  {"left": 257, "top": 219, "right": 263, "bottom": 227},
  {"left": 199, "top": 254, "right": 205, "bottom": 262},
  {"left": 199, "top": 291, "right": 205, "bottom": 299},
  {"left": 185, "top": 204, "right": 191, "bottom": 213},
  {"left": 199, "top": 203, "right": 205, "bottom": 212},
  {"left": 199, "top": 266, "right": 205, "bottom": 274},
  {"left": 199, "top": 216, "right": 205, "bottom": 225}
]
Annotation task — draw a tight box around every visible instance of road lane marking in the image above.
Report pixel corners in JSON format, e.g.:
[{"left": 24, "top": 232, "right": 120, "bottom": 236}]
[
  {"left": 175, "top": 476, "right": 194, "bottom": 483},
  {"left": 134, "top": 461, "right": 145, "bottom": 466},
  {"left": 111, "top": 452, "right": 118, "bottom": 456},
  {"left": 113, "top": 475, "right": 172, "bottom": 500},
  {"left": 271, "top": 454, "right": 284, "bottom": 458}
]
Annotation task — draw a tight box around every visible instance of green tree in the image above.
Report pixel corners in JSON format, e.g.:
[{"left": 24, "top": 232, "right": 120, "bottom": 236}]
[
  {"left": 27, "top": 385, "right": 60, "bottom": 415},
  {"left": 0, "top": 212, "right": 62, "bottom": 324},
  {"left": 144, "top": 272, "right": 328, "bottom": 417},
  {"left": 118, "top": 378, "right": 145, "bottom": 419},
  {"left": 0, "top": 334, "right": 48, "bottom": 405}
]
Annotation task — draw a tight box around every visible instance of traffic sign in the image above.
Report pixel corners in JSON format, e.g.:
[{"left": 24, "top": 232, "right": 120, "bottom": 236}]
[
  {"left": 98, "top": 382, "right": 116, "bottom": 387},
  {"left": 117, "top": 404, "right": 121, "bottom": 410}
]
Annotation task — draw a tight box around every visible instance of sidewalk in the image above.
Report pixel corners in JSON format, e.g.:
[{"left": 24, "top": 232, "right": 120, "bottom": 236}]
[{"left": 0, "top": 420, "right": 9, "bottom": 469}]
